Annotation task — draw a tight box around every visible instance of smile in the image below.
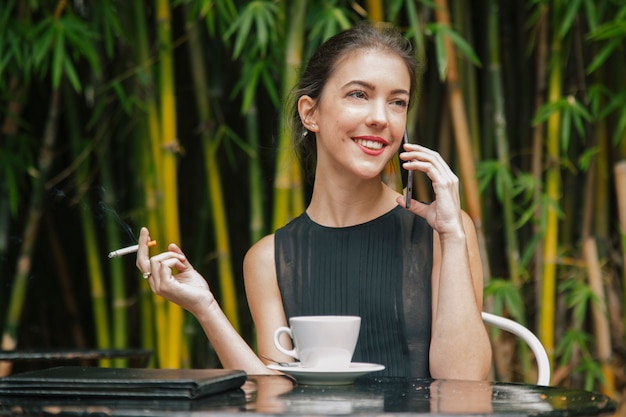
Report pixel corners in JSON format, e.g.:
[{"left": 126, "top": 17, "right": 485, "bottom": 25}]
[{"left": 353, "top": 138, "right": 385, "bottom": 150}]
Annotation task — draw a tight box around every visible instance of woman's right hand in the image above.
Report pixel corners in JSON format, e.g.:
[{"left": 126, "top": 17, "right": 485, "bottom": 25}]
[{"left": 135, "top": 227, "right": 215, "bottom": 315}]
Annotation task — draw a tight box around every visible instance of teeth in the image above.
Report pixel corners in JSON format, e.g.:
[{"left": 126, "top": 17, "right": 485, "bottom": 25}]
[{"left": 355, "top": 139, "right": 383, "bottom": 150}]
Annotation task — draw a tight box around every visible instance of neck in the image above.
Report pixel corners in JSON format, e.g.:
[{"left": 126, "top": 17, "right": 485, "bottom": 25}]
[{"left": 306, "top": 178, "right": 398, "bottom": 227}]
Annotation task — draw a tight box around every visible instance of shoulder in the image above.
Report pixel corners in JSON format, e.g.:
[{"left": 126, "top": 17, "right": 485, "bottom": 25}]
[{"left": 244, "top": 234, "right": 275, "bottom": 272}]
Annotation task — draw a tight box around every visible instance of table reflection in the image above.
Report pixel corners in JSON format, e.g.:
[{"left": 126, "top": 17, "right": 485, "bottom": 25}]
[
  {"left": 243, "top": 375, "right": 614, "bottom": 416},
  {"left": 0, "top": 374, "right": 617, "bottom": 416}
]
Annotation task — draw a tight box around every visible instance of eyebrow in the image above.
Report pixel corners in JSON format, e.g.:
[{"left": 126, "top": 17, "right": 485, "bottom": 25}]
[{"left": 343, "top": 80, "right": 409, "bottom": 96}]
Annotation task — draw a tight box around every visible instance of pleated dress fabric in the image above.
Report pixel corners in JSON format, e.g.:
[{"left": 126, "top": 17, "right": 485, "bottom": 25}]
[{"left": 275, "top": 206, "right": 433, "bottom": 377}]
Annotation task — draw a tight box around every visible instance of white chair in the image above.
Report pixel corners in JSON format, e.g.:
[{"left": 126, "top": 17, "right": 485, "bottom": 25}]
[{"left": 481, "top": 312, "right": 551, "bottom": 386}]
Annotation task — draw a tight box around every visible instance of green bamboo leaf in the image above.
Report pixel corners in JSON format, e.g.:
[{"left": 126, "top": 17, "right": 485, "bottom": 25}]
[
  {"left": 598, "top": 89, "right": 626, "bottom": 119},
  {"left": 307, "top": 4, "right": 353, "bottom": 48},
  {"left": 0, "top": 0, "right": 14, "bottom": 26},
  {"left": 225, "top": 10, "right": 253, "bottom": 58},
  {"left": 254, "top": 13, "right": 269, "bottom": 54},
  {"left": 519, "top": 230, "right": 542, "bottom": 268},
  {"left": 484, "top": 279, "right": 524, "bottom": 322},
  {"left": 612, "top": 107, "right": 626, "bottom": 145},
  {"left": 225, "top": 1, "right": 279, "bottom": 59},
  {"left": 560, "top": 106, "right": 571, "bottom": 151},
  {"left": 61, "top": 17, "right": 100, "bottom": 74},
  {"left": 532, "top": 98, "right": 570, "bottom": 125},
  {"left": 63, "top": 58, "right": 81, "bottom": 92},
  {"left": 240, "top": 61, "right": 263, "bottom": 112},
  {"left": 433, "top": 28, "right": 447, "bottom": 81},
  {"left": 502, "top": 289, "right": 525, "bottom": 323},
  {"left": 573, "top": 357, "right": 605, "bottom": 392},
  {"left": 582, "top": 0, "right": 598, "bottom": 32},
  {"left": 495, "top": 163, "right": 513, "bottom": 204},
  {"left": 331, "top": 6, "right": 351, "bottom": 29},
  {"left": 261, "top": 66, "right": 281, "bottom": 108},
  {"left": 577, "top": 146, "right": 598, "bottom": 171},
  {"left": 512, "top": 172, "right": 536, "bottom": 203},
  {"left": 51, "top": 29, "right": 65, "bottom": 88},
  {"left": 405, "top": 0, "right": 424, "bottom": 59},
  {"left": 438, "top": 24, "right": 481, "bottom": 67},
  {"left": 558, "top": 0, "right": 582, "bottom": 38},
  {"left": 31, "top": 19, "right": 54, "bottom": 66},
  {"left": 571, "top": 107, "right": 587, "bottom": 138},
  {"left": 586, "top": 38, "right": 620, "bottom": 74},
  {"left": 562, "top": 279, "right": 595, "bottom": 326},
  {"left": 556, "top": 329, "right": 591, "bottom": 366},
  {"left": 586, "top": 83, "right": 610, "bottom": 117},
  {"left": 476, "top": 160, "right": 499, "bottom": 192},
  {"left": 112, "top": 81, "right": 132, "bottom": 114}
]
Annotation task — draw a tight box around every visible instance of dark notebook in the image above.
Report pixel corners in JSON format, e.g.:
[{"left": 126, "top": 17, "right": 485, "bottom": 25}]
[{"left": 0, "top": 366, "right": 247, "bottom": 399}]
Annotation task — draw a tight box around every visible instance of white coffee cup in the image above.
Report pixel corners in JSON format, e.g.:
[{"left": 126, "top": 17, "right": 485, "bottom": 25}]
[{"left": 273, "top": 315, "right": 361, "bottom": 369}]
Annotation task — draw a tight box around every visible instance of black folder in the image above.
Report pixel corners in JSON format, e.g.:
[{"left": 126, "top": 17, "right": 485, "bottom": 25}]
[{"left": 0, "top": 366, "right": 247, "bottom": 399}]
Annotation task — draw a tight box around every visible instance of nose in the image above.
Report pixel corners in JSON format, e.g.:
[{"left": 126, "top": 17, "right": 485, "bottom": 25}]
[{"left": 365, "top": 99, "right": 389, "bottom": 128}]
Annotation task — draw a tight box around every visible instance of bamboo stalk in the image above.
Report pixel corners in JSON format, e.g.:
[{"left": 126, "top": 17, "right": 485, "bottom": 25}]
[
  {"left": 156, "top": 0, "right": 184, "bottom": 368},
  {"left": 614, "top": 161, "right": 626, "bottom": 340},
  {"left": 0, "top": 88, "right": 61, "bottom": 377},
  {"left": 272, "top": 0, "right": 307, "bottom": 231},
  {"left": 432, "top": 0, "right": 490, "bottom": 282},
  {"left": 129, "top": 0, "right": 161, "bottom": 368},
  {"left": 45, "top": 216, "right": 88, "bottom": 348},
  {"left": 539, "top": 0, "right": 564, "bottom": 362},
  {"left": 485, "top": 0, "right": 531, "bottom": 382},
  {"left": 582, "top": 237, "right": 615, "bottom": 397},
  {"left": 64, "top": 85, "right": 112, "bottom": 366},
  {"left": 366, "top": 0, "right": 383, "bottom": 21},
  {"left": 246, "top": 103, "right": 265, "bottom": 244},
  {"left": 100, "top": 145, "right": 127, "bottom": 368},
  {"left": 185, "top": 10, "right": 240, "bottom": 333},
  {"left": 531, "top": 4, "right": 548, "bottom": 311},
  {"left": 487, "top": 0, "right": 521, "bottom": 286}
]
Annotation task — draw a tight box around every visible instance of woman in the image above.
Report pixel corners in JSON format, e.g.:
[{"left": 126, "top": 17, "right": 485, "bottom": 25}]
[{"left": 136, "top": 21, "right": 491, "bottom": 380}]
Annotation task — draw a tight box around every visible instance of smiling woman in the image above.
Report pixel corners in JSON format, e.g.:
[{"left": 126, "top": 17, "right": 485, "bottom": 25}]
[{"left": 136, "top": 21, "right": 491, "bottom": 381}]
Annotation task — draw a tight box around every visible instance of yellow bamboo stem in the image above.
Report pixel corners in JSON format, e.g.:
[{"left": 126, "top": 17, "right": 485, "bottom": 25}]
[
  {"left": 130, "top": 0, "right": 162, "bottom": 367},
  {"left": 433, "top": 0, "right": 482, "bottom": 224},
  {"left": 582, "top": 237, "right": 615, "bottom": 398},
  {"left": 539, "top": 9, "right": 563, "bottom": 360},
  {"left": 156, "top": 0, "right": 183, "bottom": 368},
  {"left": 433, "top": 0, "right": 490, "bottom": 280},
  {"left": 366, "top": 0, "right": 383, "bottom": 21},
  {"left": 614, "top": 161, "right": 626, "bottom": 338},
  {"left": 272, "top": 0, "right": 306, "bottom": 231},
  {"left": 185, "top": 6, "right": 241, "bottom": 333}
]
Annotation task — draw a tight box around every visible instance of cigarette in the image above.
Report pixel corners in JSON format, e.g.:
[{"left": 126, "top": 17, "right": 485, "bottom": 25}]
[{"left": 108, "top": 240, "right": 157, "bottom": 258}]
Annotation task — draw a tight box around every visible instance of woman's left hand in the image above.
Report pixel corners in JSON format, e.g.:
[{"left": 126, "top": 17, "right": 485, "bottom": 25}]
[{"left": 397, "top": 143, "right": 465, "bottom": 237}]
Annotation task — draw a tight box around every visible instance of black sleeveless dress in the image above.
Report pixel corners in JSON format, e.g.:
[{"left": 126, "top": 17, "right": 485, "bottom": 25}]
[{"left": 274, "top": 206, "right": 433, "bottom": 377}]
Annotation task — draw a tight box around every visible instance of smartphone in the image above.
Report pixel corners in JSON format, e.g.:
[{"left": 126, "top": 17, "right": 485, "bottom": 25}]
[{"left": 403, "top": 129, "right": 413, "bottom": 208}]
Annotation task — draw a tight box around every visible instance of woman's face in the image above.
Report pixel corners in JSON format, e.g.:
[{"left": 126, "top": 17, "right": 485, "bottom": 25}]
[{"left": 301, "top": 48, "right": 411, "bottom": 181}]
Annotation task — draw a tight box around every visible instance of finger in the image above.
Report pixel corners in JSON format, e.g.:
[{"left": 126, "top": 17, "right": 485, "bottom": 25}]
[{"left": 136, "top": 227, "right": 152, "bottom": 272}]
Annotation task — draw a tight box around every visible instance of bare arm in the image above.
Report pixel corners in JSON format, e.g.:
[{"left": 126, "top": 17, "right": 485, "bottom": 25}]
[
  {"left": 429, "top": 212, "right": 491, "bottom": 379},
  {"left": 243, "top": 234, "right": 294, "bottom": 365},
  {"left": 135, "top": 227, "right": 270, "bottom": 374},
  {"left": 399, "top": 143, "right": 491, "bottom": 380}
]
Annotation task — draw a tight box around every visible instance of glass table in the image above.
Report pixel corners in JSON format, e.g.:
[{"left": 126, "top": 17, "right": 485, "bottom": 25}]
[{"left": 0, "top": 374, "right": 617, "bottom": 416}]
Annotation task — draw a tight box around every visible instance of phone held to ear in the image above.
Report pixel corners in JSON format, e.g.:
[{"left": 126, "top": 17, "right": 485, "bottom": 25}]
[{"left": 403, "top": 129, "right": 412, "bottom": 208}]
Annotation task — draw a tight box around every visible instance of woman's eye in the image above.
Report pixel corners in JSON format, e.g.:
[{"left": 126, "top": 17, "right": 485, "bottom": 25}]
[
  {"left": 392, "top": 99, "right": 409, "bottom": 108},
  {"left": 348, "top": 91, "right": 367, "bottom": 99}
]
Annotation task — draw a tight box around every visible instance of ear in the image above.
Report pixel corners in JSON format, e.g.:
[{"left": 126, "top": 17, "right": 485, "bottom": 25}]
[{"left": 297, "top": 95, "right": 320, "bottom": 133}]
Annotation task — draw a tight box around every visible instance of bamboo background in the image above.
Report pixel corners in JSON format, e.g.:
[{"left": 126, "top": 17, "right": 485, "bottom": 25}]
[{"left": 1, "top": 0, "right": 625, "bottom": 400}]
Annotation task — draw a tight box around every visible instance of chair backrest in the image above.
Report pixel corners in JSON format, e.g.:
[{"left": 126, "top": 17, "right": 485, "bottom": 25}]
[{"left": 481, "top": 312, "right": 551, "bottom": 386}]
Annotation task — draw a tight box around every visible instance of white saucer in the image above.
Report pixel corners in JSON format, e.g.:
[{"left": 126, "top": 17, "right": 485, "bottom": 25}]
[{"left": 267, "top": 362, "right": 385, "bottom": 385}]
